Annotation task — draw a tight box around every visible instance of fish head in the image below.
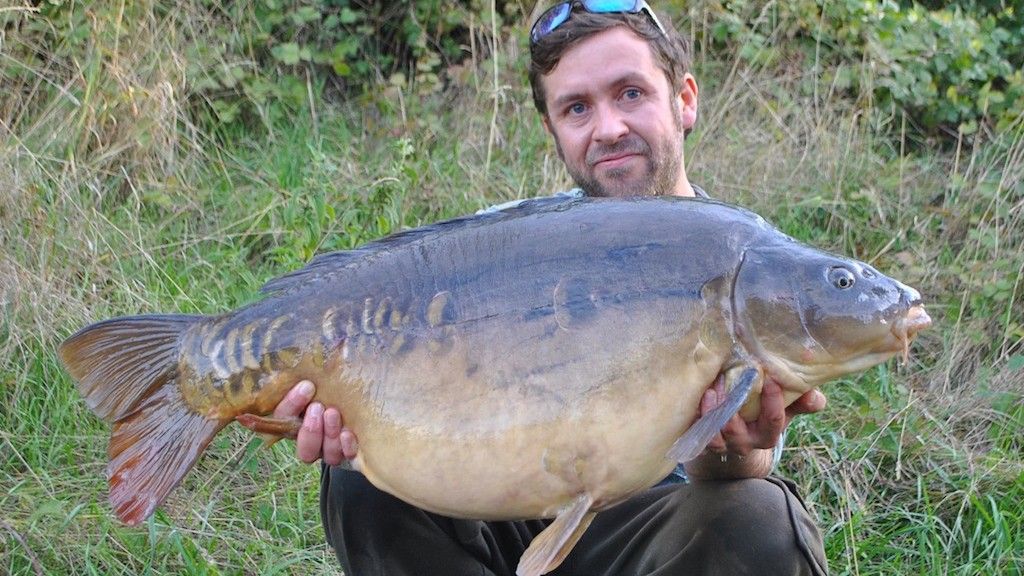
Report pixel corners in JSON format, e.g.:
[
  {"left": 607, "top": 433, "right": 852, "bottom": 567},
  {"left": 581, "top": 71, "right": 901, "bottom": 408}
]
[{"left": 732, "top": 241, "right": 931, "bottom": 393}]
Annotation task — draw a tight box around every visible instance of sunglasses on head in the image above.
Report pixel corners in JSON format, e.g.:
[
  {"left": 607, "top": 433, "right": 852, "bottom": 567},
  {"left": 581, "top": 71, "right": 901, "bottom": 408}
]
[{"left": 530, "top": 0, "right": 668, "bottom": 45}]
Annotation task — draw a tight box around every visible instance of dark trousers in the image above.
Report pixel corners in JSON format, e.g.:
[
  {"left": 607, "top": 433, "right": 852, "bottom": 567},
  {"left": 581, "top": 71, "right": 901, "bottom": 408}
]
[{"left": 321, "top": 467, "right": 828, "bottom": 576}]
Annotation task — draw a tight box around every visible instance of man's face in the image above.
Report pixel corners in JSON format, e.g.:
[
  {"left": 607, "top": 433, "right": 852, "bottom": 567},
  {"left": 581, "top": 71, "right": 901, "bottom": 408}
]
[{"left": 540, "top": 27, "right": 697, "bottom": 198}]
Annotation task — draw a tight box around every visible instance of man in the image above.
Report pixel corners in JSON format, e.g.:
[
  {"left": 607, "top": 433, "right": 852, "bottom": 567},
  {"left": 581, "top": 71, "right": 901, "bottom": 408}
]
[{"left": 275, "top": 2, "right": 829, "bottom": 574}]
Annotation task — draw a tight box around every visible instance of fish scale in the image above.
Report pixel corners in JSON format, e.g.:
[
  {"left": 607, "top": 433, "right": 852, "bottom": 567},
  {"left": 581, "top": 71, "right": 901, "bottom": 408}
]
[{"left": 59, "top": 196, "right": 931, "bottom": 576}]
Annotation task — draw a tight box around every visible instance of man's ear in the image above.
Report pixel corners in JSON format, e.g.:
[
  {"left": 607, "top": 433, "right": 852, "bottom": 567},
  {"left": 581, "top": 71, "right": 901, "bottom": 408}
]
[
  {"left": 678, "top": 73, "right": 699, "bottom": 130},
  {"left": 542, "top": 114, "right": 553, "bottom": 135}
]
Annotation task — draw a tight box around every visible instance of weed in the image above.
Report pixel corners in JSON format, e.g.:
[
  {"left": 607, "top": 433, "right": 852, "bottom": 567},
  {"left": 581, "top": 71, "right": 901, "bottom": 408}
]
[{"left": 1, "top": 2, "right": 1020, "bottom": 574}]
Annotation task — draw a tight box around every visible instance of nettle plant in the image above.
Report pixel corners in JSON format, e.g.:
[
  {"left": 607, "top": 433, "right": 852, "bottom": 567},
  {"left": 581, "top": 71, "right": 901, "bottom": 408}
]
[{"left": 694, "top": 0, "right": 1023, "bottom": 138}]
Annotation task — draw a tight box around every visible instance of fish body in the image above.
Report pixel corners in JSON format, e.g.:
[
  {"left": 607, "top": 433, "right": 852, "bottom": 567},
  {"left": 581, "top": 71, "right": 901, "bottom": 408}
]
[{"left": 60, "top": 196, "right": 930, "bottom": 575}]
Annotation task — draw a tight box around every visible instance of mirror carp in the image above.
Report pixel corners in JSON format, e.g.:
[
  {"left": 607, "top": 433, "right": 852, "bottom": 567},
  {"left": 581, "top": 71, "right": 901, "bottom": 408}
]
[{"left": 60, "top": 196, "right": 931, "bottom": 576}]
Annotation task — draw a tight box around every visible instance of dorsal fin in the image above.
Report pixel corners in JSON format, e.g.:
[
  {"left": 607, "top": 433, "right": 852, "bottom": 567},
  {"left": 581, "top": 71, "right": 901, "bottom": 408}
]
[{"left": 260, "top": 195, "right": 582, "bottom": 295}]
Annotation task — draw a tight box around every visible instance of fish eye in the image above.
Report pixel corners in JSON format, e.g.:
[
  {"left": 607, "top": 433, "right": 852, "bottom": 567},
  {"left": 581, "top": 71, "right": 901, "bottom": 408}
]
[{"left": 828, "top": 267, "right": 856, "bottom": 289}]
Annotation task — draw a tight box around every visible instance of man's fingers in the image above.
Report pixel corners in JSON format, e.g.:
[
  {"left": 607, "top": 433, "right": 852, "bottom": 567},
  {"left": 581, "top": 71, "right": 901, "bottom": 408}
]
[
  {"left": 713, "top": 374, "right": 726, "bottom": 396},
  {"left": 321, "top": 407, "right": 345, "bottom": 466},
  {"left": 296, "top": 402, "right": 325, "bottom": 463},
  {"left": 277, "top": 380, "right": 350, "bottom": 465},
  {"left": 718, "top": 413, "right": 752, "bottom": 454},
  {"left": 700, "top": 387, "right": 727, "bottom": 453},
  {"left": 273, "top": 380, "right": 315, "bottom": 418},
  {"left": 340, "top": 428, "right": 359, "bottom": 461},
  {"left": 705, "top": 432, "right": 727, "bottom": 453},
  {"left": 787, "top": 389, "right": 827, "bottom": 417},
  {"left": 752, "top": 379, "right": 786, "bottom": 448},
  {"left": 697, "top": 375, "right": 820, "bottom": 459}
]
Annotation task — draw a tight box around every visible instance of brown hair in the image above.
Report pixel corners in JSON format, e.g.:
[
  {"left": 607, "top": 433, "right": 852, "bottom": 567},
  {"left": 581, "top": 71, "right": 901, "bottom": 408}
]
[{"left": 528, "top": 7, "right": 691, "bottom": 117}]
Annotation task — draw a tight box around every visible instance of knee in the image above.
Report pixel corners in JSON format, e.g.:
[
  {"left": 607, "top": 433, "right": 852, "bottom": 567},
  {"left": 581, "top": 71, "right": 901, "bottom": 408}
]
[
  {"left": 684, "top": 477, "right": 793, "bottom": 530},
  {"left": 660, "top": 478, "right": 827, "bottom": 574}
]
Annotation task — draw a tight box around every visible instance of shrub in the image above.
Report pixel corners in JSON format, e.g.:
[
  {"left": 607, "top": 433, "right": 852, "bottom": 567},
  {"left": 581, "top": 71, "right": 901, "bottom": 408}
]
[
  {"left": 181, "top": 0, "right": 523, "bottom": 127},
  {"left": 692, "top": 0, "right": 1024, "bottom": 139}
]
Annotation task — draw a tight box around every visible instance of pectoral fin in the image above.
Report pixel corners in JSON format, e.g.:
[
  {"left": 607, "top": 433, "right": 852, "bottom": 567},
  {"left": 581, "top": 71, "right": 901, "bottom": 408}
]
[
  {"left": 666, "top": 366, "right": 761, "bottom": 463},
  {"left": 516, "top": 493, "right": 596, "bottom": 576}
]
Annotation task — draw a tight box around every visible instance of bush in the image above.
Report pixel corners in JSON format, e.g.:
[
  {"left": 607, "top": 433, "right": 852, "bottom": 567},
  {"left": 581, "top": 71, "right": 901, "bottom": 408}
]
[
  {"left": 186, "top": 1, "right": 452, "bottom": 123},
  {"left": 2, "top": 0, "right": 526, "bottom": 135},
  {"left": 180, "top": 0, "right": 531, "bottom": 128},
  {"left": 693, "top": 0, "right": 1024, "bottom": 139}
]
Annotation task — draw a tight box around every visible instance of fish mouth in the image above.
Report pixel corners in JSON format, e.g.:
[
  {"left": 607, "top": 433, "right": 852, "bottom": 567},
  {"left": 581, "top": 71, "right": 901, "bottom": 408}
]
[
  {"left": 890, "top": 305, "right": 932, "bottom": 363},
  {"left": 748, "top": 304, "right": 932, "bottom": 391}
]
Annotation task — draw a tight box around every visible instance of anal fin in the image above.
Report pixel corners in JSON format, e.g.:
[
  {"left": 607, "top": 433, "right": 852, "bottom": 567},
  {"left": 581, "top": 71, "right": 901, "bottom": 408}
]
[
  {"left": 236, "top": 413, "right": 302, "bottom": 448},
  {"left": 666, "top": 366, "right": 761, "bottom": 463},
  {"left": 517, "top": 493, "right": 596, "bottom": 576}
]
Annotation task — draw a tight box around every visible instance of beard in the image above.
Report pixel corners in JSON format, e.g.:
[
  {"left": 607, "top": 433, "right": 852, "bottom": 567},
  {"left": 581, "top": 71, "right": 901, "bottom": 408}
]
[{"left": 557, "top": 106, "right": 685, "bottom": 198}]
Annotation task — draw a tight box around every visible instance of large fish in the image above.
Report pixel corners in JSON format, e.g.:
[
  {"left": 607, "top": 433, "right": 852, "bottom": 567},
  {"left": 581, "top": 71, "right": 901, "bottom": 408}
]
[{"left": 60, "top": 196, "right": 930, "bottom": 576}]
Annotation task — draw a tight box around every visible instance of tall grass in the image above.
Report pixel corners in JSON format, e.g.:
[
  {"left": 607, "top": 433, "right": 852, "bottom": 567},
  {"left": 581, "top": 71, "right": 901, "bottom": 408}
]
[{"left": 2, "top": 2, "right": 1021, "bottom": 574}]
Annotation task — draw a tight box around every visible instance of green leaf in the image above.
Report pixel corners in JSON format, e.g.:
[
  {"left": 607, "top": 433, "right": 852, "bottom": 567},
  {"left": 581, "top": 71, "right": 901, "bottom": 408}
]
[
  {"left": 211, "top": 100, "right": 240, "bottom": 124},
  {"left": 272, "top": 43, "right": 301, "bottom": 65},
  {"left": 291, "top": 6, "right": 320, "bottom": 25},
  {"left": 958, "top": 119, "right": 978, "bottom": 135},
  {"left": 1009, "top": 355, "right": 1024, "bottom": 371},
  {"left": 332, "top": 60, "right": 351, "bottom": 77},
  {"left": 339, "top": 7, "right": 359, "bottom": 24}
]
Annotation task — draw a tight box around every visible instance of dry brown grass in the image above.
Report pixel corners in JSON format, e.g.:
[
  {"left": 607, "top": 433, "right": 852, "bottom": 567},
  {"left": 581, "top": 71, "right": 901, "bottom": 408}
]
[{"left": 1, "top": 1, "right": 1020, "bottom": 574}]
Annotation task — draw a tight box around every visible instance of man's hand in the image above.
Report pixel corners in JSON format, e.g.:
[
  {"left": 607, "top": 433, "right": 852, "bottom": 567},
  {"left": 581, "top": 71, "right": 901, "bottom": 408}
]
[
  {"left": 705, "top": 378, "right": 827, "bottom": 454},
  {"left": 273, "top": 380, "right": 358, "bottom": 466},
  {"left": 686, "top": 378, "right": 826, "bottom": 480}
]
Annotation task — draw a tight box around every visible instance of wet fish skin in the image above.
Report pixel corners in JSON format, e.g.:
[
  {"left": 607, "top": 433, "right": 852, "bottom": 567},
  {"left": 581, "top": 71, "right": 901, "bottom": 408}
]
[
  {"left": 728, "top": 239, "right": 928, "bottom": 418},
  {"left": 59, "top": 196, "right": 930, "bottom": 576}
]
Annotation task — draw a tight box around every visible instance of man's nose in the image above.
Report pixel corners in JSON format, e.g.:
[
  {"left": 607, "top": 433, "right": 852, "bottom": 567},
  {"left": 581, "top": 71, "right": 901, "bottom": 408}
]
[{"left": 592, "top": 103, "right": 628, "bottom": 143}]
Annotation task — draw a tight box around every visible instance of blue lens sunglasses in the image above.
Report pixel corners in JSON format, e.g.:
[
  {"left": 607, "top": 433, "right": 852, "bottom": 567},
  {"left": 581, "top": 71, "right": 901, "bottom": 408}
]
[{"left": 530, "top": 0, "right": 668, "bottom": 45}]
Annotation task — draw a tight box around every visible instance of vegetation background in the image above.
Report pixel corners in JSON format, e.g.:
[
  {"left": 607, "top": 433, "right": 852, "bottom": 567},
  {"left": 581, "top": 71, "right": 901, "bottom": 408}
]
[{"left": 1, "top": 0, "right": 1021, "bottom": 574}]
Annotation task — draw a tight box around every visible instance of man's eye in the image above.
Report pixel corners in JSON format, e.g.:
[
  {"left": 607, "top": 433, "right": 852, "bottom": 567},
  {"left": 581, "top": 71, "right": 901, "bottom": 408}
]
[
  {"left": 623, "top": 88, "right": 642, "bottom": 100},
  {"left": 568, "top": 103, "right": 586, "bottom": 115}
]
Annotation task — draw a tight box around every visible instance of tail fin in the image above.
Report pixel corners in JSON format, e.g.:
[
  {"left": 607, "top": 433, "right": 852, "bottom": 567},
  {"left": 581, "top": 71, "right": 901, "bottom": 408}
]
[{"left": 59, "top": 314, "right": 231, "bottom": 525}]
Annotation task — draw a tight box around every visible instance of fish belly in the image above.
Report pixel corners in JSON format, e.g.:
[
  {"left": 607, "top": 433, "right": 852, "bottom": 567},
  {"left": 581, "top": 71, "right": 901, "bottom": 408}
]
[
  {"left": 309, "top": 286, "right": 730, "bottom": 520},
  {"left": 344, "top": 360, "right": 715, "bottom": 520}
]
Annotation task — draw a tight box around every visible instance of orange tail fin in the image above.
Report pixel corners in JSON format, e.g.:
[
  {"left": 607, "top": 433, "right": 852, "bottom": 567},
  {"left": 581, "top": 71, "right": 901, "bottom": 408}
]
[{"left": 59, "top": 314, "right": 231, "bottom": 525}]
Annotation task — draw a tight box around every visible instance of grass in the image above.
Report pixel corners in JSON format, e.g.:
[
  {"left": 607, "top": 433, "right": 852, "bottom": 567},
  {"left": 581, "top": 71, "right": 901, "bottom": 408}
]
[{"left": 2, "top": 2, "right": 1021, "bottom": 575}]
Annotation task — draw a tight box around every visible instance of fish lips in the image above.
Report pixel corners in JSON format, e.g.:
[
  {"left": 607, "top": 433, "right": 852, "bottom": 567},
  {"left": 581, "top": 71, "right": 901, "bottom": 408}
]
[{"left": 890, "top": 304, "right": 932, "bottom": 362}]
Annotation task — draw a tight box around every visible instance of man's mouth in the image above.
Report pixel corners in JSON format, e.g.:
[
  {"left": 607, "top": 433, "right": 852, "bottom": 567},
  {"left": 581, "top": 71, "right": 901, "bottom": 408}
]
[{"left": 592, "top": 153, "right": 639, "bottom": 169}]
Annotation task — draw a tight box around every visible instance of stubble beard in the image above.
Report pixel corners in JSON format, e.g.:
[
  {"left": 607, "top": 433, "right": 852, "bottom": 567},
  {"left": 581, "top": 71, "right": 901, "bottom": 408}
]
[
  {"left": 557, "top": 109, "right": 685, "bottom": 198},
  {"left": 579, "top": 137, "right": 681, "bottom": 198}
]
